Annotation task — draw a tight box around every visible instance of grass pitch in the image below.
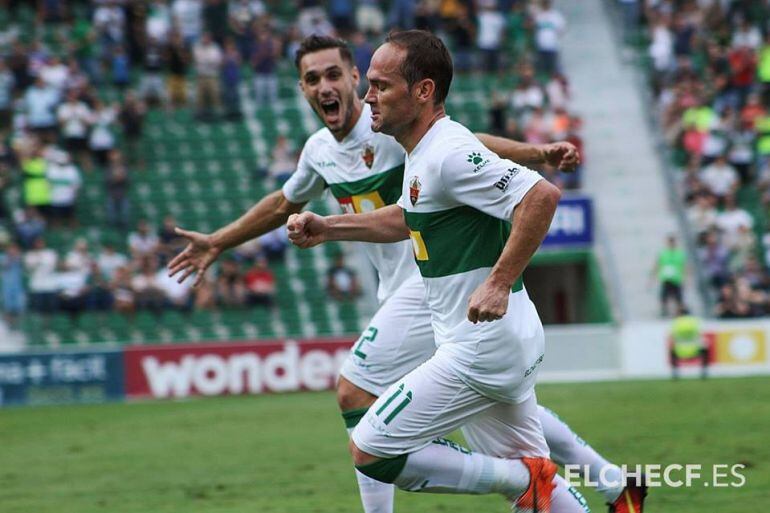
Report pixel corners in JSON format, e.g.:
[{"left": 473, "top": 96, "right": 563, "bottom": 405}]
[{"left": 1, "top": 377, "right": 768, "bottom": 512}]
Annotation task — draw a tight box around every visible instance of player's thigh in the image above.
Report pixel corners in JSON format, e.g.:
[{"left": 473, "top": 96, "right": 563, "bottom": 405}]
[
  {"left": 339, "top": 282, "right": 435, "bottom": 397},
  {"left": 460, "top": 393, "right": 549, "bottom": 459},
  {"left": 352, "top": 347, "right": 496, "bottom": 458}
]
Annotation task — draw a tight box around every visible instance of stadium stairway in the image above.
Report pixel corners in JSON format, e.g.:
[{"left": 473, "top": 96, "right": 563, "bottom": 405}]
[{"left": 556, "top": 0, "right": 703, "bottom": 320}]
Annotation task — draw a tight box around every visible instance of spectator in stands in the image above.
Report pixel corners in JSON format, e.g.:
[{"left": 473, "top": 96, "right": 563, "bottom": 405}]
[
  {"left": 229, "top": 0, "right": 263, "bottom": 60},
  {"left": 14, "top": 207, "right": 46, "bottom": 250},
  {"left": 221, "top": 38, "right": 242, "bottom": 120},
  {"left": 47, "top": 150, "right": 82, "bottom": 228},
  {"left": 698, "top": 229, "right": 730, "bottom": 288},
  {"left": 510, "top": 67, "right": 544, "bottom": 116},
  {"left": 167, "top": 30, "right": 189, "bottom": 108},
  {"left": 326, "top": 252, "right": 360, "bottom": 302},
  {"left": 64, "top": 238, "right": 92, "bottom": 276},
  {"left": 58, "top": 89, "right": 93, "bottom": 172},
  {"left": 157, "top": 215, "right": 187, "bottom": 265},
  {"left": 445, "top": 4, "right": 475, "bottom": 74},
  {"left": 258, "top": 225, "right": 288, "bottom": 263},
  {"left": 110, "top": 265, "right": 136, "bottom": 314},
  {"left": 173, "top": 0, "right": 204, "bottom": 47},
  {"left": 476, "top": 0, "right": 505, "bottom": 74},
  {"left": 700, "top": 154, "right": 738, "bottom": 204},
  {"left": 132, "top": 256, "right": 166, "bottom": 313},
  {"left": 24, "top": 76, "right": 59, "bottom": 142},
  {"left": 55, "top": 258, "right": 90, "bottom": 320},
  {"left": 89, "top": 99, "right": 118, "bottom": 168},
  {"left": 0, "top": 59, "right": 15, "bottom": 136},
  {"left": 652, "top": 235, "right": 687, "bottom": 317},
  {"left": 193, "top": 31, "right": 223, "bottom": 120},
  {"left": 329, "top": 0, "right": 355, "bottom": 36},
  {"left": 0, "top": 242, "right": 25, "bottom": 327},
  {"left": 85, "top": 260, "right": 114, "bottom": 312},
  {"left": 251, "top": 22, "right": 279, "bottom": 108},
  {"left": 216, "top": 258, "right": 247, "bottom": 307},
  {"left": 244, "top": 256, "right": 275, "bottom": 307},
  {"left": 687, "top": 193, "right": 718, "bottom": 237},
  {"left": 532, "top": 0, "right": 566, "bottom": 76},
  {"left": 24, "top": 237, "right": 58, "bottom": 313},
  {"left": 105, "top": 150, "right": 131, "bottom": 230},
  {"left": 356, "top": 0, "right": 385, "bottom": 35},
  {"left": 715, "top": 194, "right": 754, "bottom": 249},
  {"left": 128, "top": 219, "right": 160, "bottom": 260},
  {"left": 139, "top": 36, "right": 168, "bottom": 108},
  {"left": 155, "top": 262, "right": 194, "bottom": 311},
  {"left": 20, "top": 140, "right": 52, "bottom": 221},
  {"left": 204, "top": 0, "right": 230, "bottom": 45},
  {"left": 96, "top": 242, "right": 129, "bottom": 282},
  {"left": 351, "top": 31, "right": 374, "bottom": 97},
  {"left": 119, "top": 91, "right": 146, "bottom": 169},
  {"left": 111, "top": 45, "right": 131, "bottom": 90},
  {"left": 147, "top": 0, "right": 172, "bottom": 43},
  {"left": 268, "top": 135, "right": 296, "bottom": 186}
]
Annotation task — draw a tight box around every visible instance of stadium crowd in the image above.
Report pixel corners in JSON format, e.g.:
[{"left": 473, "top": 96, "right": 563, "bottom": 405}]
[
  {"left": 0, "top": 0, "right": 581, "bottom": 330},
  {"left": 623, "top": 0, "right": 770, "bottom": 317}
]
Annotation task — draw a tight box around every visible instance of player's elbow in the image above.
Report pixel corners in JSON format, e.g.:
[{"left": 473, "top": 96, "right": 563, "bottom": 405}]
[{"left": 528, "top": 180, "right": 561, "bottom": 215}]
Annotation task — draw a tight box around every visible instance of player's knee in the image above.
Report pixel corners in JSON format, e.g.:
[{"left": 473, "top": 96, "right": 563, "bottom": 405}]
[
  {"left": 337, "top": 377, "right": 377, "bottom": 412},
  {"left": 350, "top": 440, "right": 408, "bottom": 484}
]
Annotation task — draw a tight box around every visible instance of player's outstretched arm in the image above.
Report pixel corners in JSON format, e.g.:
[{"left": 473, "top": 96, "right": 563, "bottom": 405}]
[
  {"left": 168, "top": 190, "right": 305, "bottom": 286},
  {"left": 476, "top": 133, "right": 580, "bottom": 172},
  {"left": 288, "top": 204, "right": 409, "bottom": 248},
  {"left": 467, "top": 180, "right": 561, "bottom": 323}
]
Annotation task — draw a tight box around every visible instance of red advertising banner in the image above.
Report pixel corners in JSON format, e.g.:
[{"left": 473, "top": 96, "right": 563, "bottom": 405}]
[{"left": 124, "top": 338, "right": 355, "bottom": 399}]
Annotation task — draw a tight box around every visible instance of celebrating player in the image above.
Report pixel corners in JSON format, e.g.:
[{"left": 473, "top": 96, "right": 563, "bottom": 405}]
[{"left": 170, "top": 33, "right": 645, "bottom": 513}]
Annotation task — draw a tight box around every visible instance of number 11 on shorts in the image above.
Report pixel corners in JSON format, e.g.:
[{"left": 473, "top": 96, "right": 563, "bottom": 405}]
[{"left": 375, "top": 383, "right": 413, "bottom": 425}]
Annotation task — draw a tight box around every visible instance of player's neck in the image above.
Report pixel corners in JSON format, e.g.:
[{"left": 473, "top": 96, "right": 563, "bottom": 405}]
[
  {"left": 398, "top": 106, "right": 445, "bottom": 155},
  {"left": 331, "top": 100, "right": 364, "bottom": 142}
]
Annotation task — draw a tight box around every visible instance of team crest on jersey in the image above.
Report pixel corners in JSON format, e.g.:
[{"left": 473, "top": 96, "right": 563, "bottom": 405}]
[
  {"left": 409, "top": 176, "right": 421, "bottom": 206},
  {"left": 362, "top": 144, "right": 375, "bottom": 169}
]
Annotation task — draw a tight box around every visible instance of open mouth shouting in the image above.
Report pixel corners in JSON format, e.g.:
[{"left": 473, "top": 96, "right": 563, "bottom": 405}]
[{"left": 320, "top": 98, "right": 341, "bottom": 125}]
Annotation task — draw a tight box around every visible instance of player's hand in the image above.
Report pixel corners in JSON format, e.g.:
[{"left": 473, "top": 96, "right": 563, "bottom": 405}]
[
  {"left": 467, "top": 278, "right": 510, "bottom": 324},
  {"left": 167, "top": 227, "right": 221, "bottom": 288},
  {"left": 287, "top": 212, "right": 329, "bottom": 248},
  {"left": 542, "top": 142, "right": 580, "bottom": 172}
]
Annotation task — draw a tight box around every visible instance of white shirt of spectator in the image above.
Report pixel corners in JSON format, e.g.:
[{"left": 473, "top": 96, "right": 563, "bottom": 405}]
[
  {"left": 173, "top": 0, "right": 203, "bottom": 40},
  {"left": 155, "top": 269, "right": 192, "bottom": 303},
  {"left": 128, "top": 232, "right": 160, "bottom": 257},
  {"left": 89, "top": 107, "right": 117, "bottom": 150},
  {"left": 716, "top": 208, "right": 754, "bottom": 248},
  {"left": 24, "top": 248, "right": 58, "bottom": 293},
  {"left": 93, "top": 6, "right": 126, "bottom": 44},
  {"left": 25, "top": 86, "right": 59, "bottom": 127},
  {"left": 147, "top": 3, "right": 172, "bottom": 42},
  {"left": 97, "top": 250, "right": 129, "bottom": 281},
  {"left": 545, "top": 77, "right": 568, "bottom": 110},
  {"left": 64, "top": 249, "right": 91, "bottom": 274},
  {"left": 476, "top": 9, "right": 505, "bottom": 50},
  {"left": 731, "top": 26, "right": 762, "bottom": 50},
  {"left": 649, "top": 23, "right": 673, "bottom": 71},
  {"left": 132, "top": 272, "right": 160, "bottom": 293},
  {"left": 47, "top": 161, "right": 82, "bottom": 207},
  {"left": 58, "top": 101, "right": 92, "bottom": 139},
  {"left": 194, "top": 42, "right": 223, "bottom": 78},
  {"left": 534, "top": 8, "right": 566, "bottom": 51},
  {"left": 700, "top": 161, "right": 738, "bottom": 197},
  {"left": 56, "top": 270, "right": 89, "bottom": 298},
  {"left": 40, "top": 62, "right": 70, "bottom": 91},
  {"left": 511, "top": 85, "right": 544, "bottom": 112},
  {"left": 687, "top": 202, "right": 718, "bottom": 235}
]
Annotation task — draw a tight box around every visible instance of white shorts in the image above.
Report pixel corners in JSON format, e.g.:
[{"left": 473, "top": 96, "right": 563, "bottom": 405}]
[
  {"left": 352, "top": 345, "right": 549, "bottom": 459},
  {"left": 339, "top": 278, "right": 436, "bottom": 397}
]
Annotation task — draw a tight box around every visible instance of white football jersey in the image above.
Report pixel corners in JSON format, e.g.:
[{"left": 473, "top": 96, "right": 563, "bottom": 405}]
[
  {"left": 398, "top": 116, "right": 546, "bottom": 403},
  {"left": 283, "top": 103, "right": 420, "bottom": 302}
]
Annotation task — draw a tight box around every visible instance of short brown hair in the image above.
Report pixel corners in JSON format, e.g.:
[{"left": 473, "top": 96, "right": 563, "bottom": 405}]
[
  {"left": 294, "top": 35, "right": 354, "bottom": 70},
  {"left": 385, "top": 30, "right": 453, "bottom": 106}
]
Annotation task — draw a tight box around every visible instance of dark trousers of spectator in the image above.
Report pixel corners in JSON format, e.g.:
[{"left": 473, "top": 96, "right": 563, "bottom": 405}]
[
  {"left": 87, "top": 288, "right": 114, "bottom": 311},
  {"left": 247, "top": 293, "right": 274, "bottom": 308},
  {"left": 481, "top": 48, "right": 501, "bottom": 73},
  {"left": 106, "top": 196, "right": 130, "bottom": 230},
  {"left": 222, "top": 82, "right": 241, "bottom": 120},
  {"left": 30, "top": 292, "right": 59, "bottom": 313},
  {"left": 660, "top": 280, "right": 683, "bottom": 316},
  {"left": 136, "top": 289, "right": 167, "bottom": 314},
  {"left": 59, "top": 293, "right": 86, "bottom": 320},
  {"left": 537, "top": 49, "right": 559, "bottom": 77},
  {"left": 196, "top": 76, "right": 221, "bottom": 119},
  {"left": 670, "top": 347, "right": 709, "bottom": 379}
]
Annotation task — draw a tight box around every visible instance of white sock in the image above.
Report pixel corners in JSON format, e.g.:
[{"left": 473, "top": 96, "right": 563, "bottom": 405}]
[
  {"left": 551, "top": 474, "right": 591, "bottom": 513},
  {"left": 393, "top": 440, "right": 530, "bottom": 498},
  {"left": 539, "top": 406, "right": 624, "bottom": 503},
  {"left": 347, "top": 427, "right": 395, "bottom": 513}
]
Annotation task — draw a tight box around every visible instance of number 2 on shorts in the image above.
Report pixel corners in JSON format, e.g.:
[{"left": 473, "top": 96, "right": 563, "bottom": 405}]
[
  {"left": 353, "top": 326, "right": 378, "bottom": 360},
  {"left": 375, "top": 383, "right": 413, "bottom": 425}
]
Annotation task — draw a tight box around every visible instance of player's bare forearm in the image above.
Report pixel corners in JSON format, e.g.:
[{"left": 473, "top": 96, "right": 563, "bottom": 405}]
[
  {"left": 476, "top": 133, "right": 545, "bottom": 165},
  {"left": 326, "top": 204, "right": 409, "bottom": 243},
  {"left": 210, "top": 190, "right": 305, "bottom": 251},
  {"left": 475, "top": 133, "right": 580, "bottom": 171},
  {"left": 489, "top": 180, "right": 561, "bottom": 289}
]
